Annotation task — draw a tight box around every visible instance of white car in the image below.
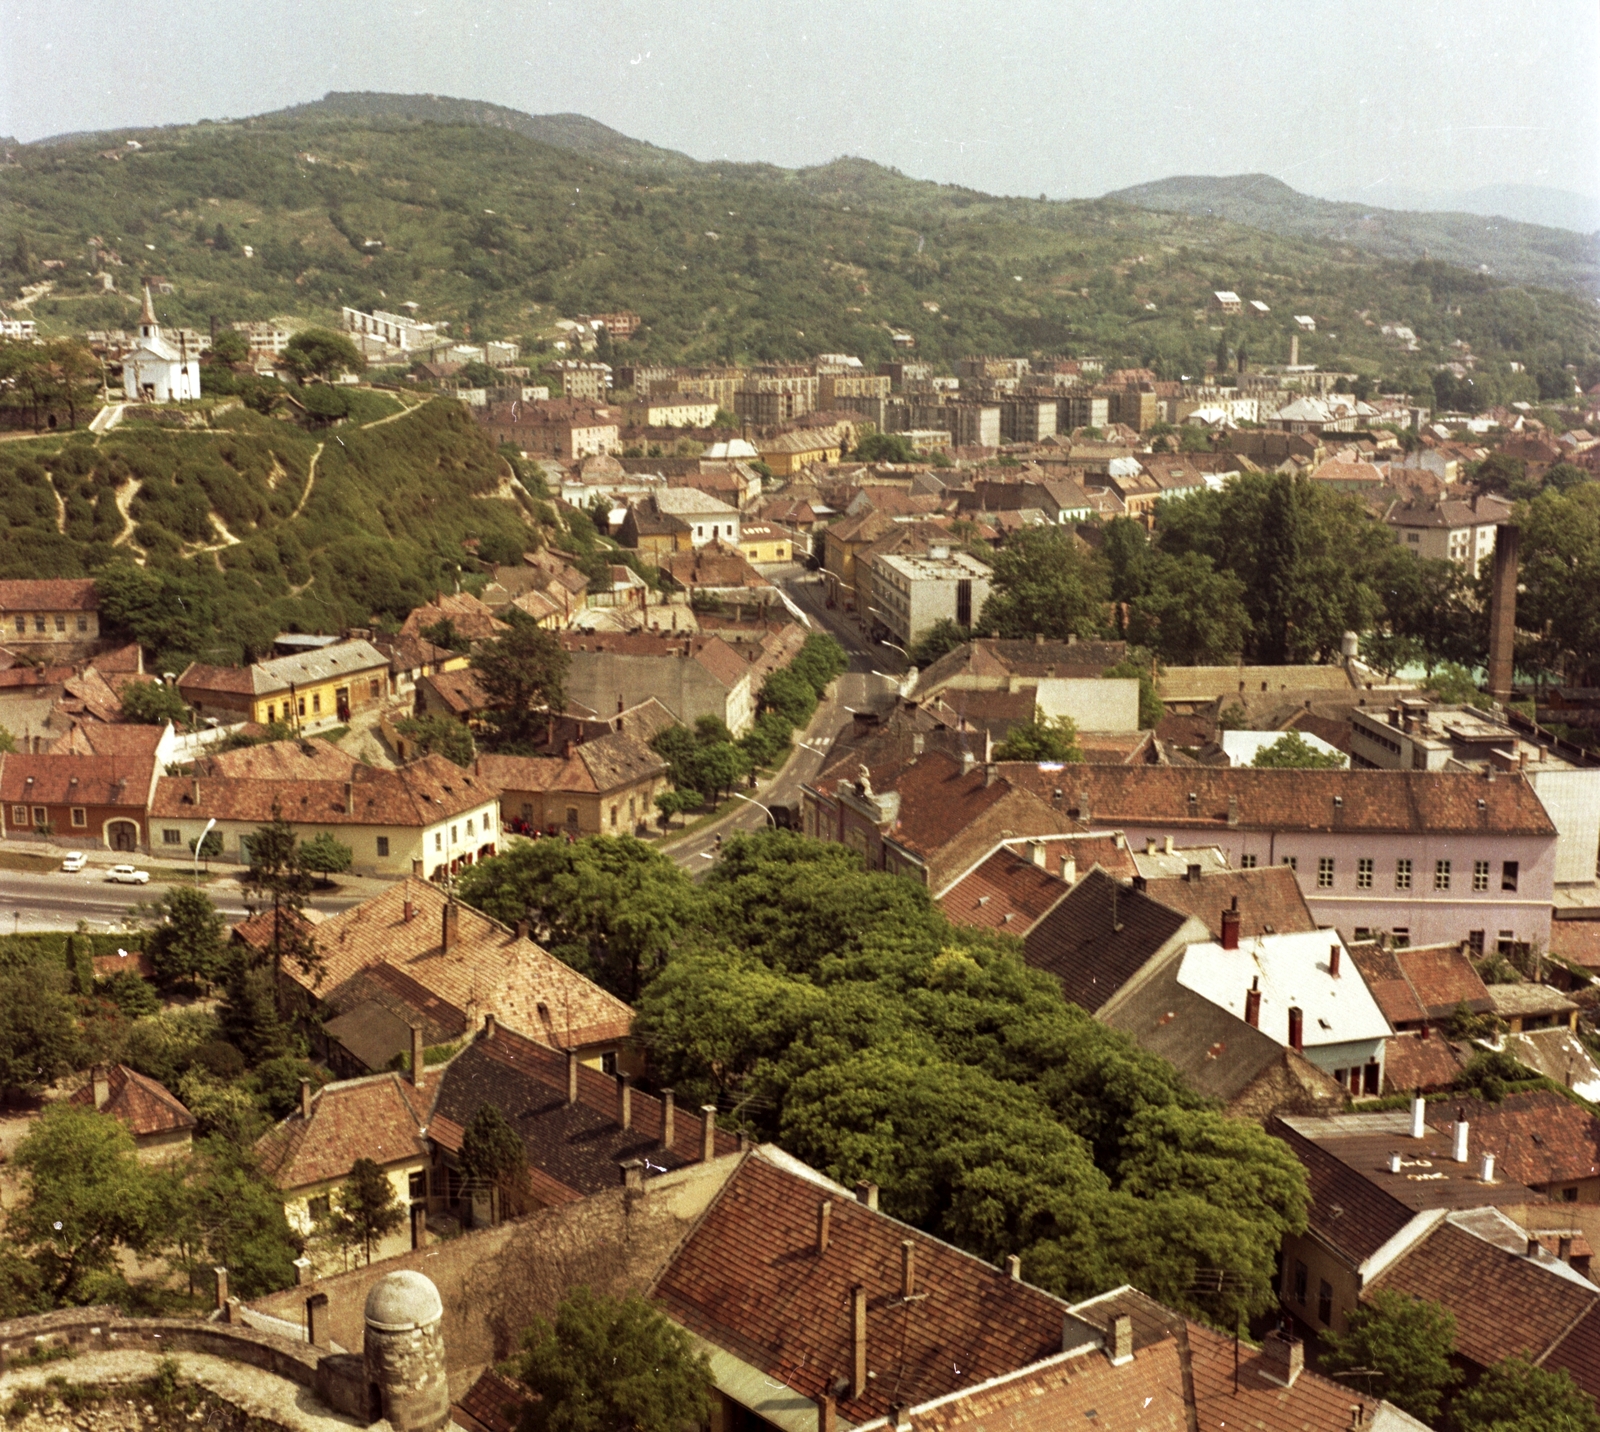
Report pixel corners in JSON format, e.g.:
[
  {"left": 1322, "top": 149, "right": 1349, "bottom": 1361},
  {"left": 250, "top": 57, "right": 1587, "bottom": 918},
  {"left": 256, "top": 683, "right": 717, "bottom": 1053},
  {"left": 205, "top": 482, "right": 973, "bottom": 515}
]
[
  {"left": 106, "top": 865, "right": 150, "bottom": 885},
  {"left": 60, "top": 852, "right": 87, "bottom": 873}
]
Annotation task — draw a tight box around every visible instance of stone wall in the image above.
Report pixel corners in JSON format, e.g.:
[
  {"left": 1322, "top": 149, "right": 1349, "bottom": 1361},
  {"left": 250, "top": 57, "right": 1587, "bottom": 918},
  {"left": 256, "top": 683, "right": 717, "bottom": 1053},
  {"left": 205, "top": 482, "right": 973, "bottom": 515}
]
[{"left": 249, "top": 1155, "right": 739, "bottom": 1384}]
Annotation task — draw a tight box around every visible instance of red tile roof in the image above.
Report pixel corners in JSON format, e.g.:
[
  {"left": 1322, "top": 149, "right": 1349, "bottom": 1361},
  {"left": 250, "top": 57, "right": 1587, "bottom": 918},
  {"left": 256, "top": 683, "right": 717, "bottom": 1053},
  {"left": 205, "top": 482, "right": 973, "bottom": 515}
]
[
  {"left": 1186, "top": 1319, "right": 1385, "bottom": 1432},
  {"left": 454, "top": 1370, "right": 536, "bottom": 1432},
  {"left": 1545, "top": 1300, "right": 1600, "bottom": 1403},
  {"left": 653, "top": 1153, "right": 1097, "bottom": 1424},
  {"left": 1000, "top": 764, "right": 1557, "bottom": 837},
  {"left": 1347, "top": 941, "right": 1492, "bottom": 1026},
  {"left": 1551, "top": 919, "right": 1600, "bottom": 971},
  {"left": 0, "top": 579, "right": 98, "bottom": 613},
  {"left": 1137, "top": 865, "right": 1315, "bottom": 940},
  {"left": 1381, "top": 1032, "right": 1468, "bottom": 1093},
  {"left": 937, "top": 849, "right": 1069, "bottom": 934},
  {"left": 68, "top": 1064, "right": 194, "bottom": 1139},
  {"left": 1427, "top": 1092, "right": 1600, "bottom": 1189},
  {"left": 253, "top": 1069, "right": 436, "bottom": 1190},
  {"left": 0, "top": 752, "right": 156, "bottom": 809},
  {"left": 1369, "top": 1220, "right": 1599, "bottom": 1371}
]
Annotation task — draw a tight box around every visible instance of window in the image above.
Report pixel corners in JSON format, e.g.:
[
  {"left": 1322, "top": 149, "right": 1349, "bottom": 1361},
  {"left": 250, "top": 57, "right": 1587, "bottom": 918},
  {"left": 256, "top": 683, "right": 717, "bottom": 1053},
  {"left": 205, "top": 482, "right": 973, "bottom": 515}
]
[
  {"left": 11, "top": 617, "right": 20, "bottom": 635},
  {"left": 266, "top": 705, "right": 276, "bottom": 724},
  {"left": 466, "top": 817, "right": 474, "bottom": 837},
  {"left": 1292, "top": 1262, "right": 1308, "bottom": 1305},
  {"left": 1469, "top": 930, "right": 1485, "bottom": 955},
  {"left": 76, "top": 616, "right": 87, "bottom": 633},
  {"left": 312, "top": 692, "right": 321, "bottom": 714},
  {"left": 435, "top": 833, "right": 442, "bottom": 851},
  {"left": 1392, "top": 927, "right": 1410, "bottom": 948},
  {"left": 9, "top": 805, "right": 24, "bottom": 824},
  {"left": 53, "top": 615, "right": 65, "bottom": 632},
  {"left": 369, "top": 679, "right": 381, "bottom": 699},
  {"left": 1473, "top": 860, "right": 1490, "bottom": 892},
  {"left": 31, "top": 806, "right": 46, "bottom": 826},
  {"left": 308, "top": 1195, "right": 331, "bottom": 1222},
  {"left": 1356, "top": 857, "right": 1373, "bottom": 889},
  {"left": 601, "top": 1050, "right": 618, "bottom": 1075},
  {"left": 1497, "top": 930, "right": 1516, "bottom": 956},
  {"left": 32, "top": 616, "right": 43, "bottom": 633},
  {"left": 1564, "top": 1187, "right": 1580, "bottom": 1203},
  {"left": 1364, "top": 1062, "right": 1380, "bottom": 1095},
  {"left": 376, "top": 837, "right": 390, "bottom": 858},
  {"left": 1395, "top": 858, "right": 1412, "bottom": 890},
  {"left": 1434, "top": 859, "right": 1451, "bottom": 891},
  {"left": 69, "top": 807, "right": 85, "bottom": 828},
  {"left": 1502, "top": 861, "right": 1519, "bottom": 892},
  {"left": 1406, "top": 532, "right": 1420, "bottom": 544},
  {"left": 1353, "top": 927, "right": 1372, "bottom": 941},
  {"left": 1282, "top": 855, "right": 1297, "bottom": 871},
  {"left": 1317, "top": 857, "right": 1335, "bottom": 889},
  {"left": 297, "top": 697, "right": 306, "bottom": 717},
  {"left": 450, "top": 825, "right": 458, "bottom": 845},
  {"left": 408, "top": 1171, "right": 427, "bottom": 1203},
  {"left": 1239, "top": 854, "right": 1257, "bottom": 869},
  {"left": 610, "top": 805, "right": 619, "bottom": 829},
  {"left": 1317, "top": 1279, "right": 1333, "bottom": 1326}
]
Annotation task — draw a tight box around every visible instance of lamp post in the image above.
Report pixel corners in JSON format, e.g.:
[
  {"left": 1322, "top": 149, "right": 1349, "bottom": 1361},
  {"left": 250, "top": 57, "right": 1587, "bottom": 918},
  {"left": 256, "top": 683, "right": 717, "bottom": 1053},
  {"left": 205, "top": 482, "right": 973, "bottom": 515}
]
[
  {"left": 731, "top": 793, "right": 776, "bottom": 827},
  {"left": 194, "top": 817, "right": 217, "bottom": 884}
]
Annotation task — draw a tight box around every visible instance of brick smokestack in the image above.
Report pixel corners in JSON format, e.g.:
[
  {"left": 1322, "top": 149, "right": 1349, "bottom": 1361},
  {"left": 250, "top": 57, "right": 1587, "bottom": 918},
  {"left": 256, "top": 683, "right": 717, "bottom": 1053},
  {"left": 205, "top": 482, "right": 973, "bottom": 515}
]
[
  {"left": 1244, "top": 976, "right": 1261, "bottom": 1028},
  {"left": 1221, "top": 898, "right": 1241, "bottom": 950},
  {"left": 1487, "top": 524, "right": 1519, "bottom": 699},
  {"left": 851, "top": 1285, "right": 868, "bottom": 1400},
  {"left": 660, "top": 1089, "right": 675, "bottom": 1151},
  {"left": 1287, "top": 1005, "right": 1304, "bottom": 1052},
  {"left": 410, "top": 1026, "right": 425, "bottom": 1086},
  {"left": 442, "top": 900, "right": 459, "bottom": 954}
]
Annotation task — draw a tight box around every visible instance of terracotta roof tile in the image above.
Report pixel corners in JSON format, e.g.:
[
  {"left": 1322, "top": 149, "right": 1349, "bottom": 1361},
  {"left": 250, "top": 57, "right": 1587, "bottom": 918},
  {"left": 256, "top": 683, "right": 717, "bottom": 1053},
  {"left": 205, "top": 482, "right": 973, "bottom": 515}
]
[
  {"left": 653, "top": 1153, "right": 1097, "bottom": 1424},
  {"left": 1381, "top": 1033, "right": 1468, "bottom": 1093},
  {"left": 1137, "top": 866, "right": 1315, "bottom": 941},
  {"left": 1551, "top": 920, "right": 1600, "bottom": 971},
  {"left": 202, "top": 737, "right": 358, "bottom": 781},
  {"left": 253, "top": 1069, "right": 436, "bottom": 1190},
  {"left": 1186, "top": 1320, "right": 1386, "bottom": 1432},
  {"left": 0, "top": 579, "right": 98, "bottom": 613},
  {"left": 1545, "top": 1300, "right": 1600, "bottom": 1401},
  {"left": 68, "top": 1064, "right": 194, "bottom": 1138},
  {"left": 1428, "top": 1091, "right": 1600, "bottom": 1189},
  {"left": 1369, "top": 1220, "right": 1599, "bottom": 1370},
  {"left": 474, "top": 751, "right": 597, "bottom": 797},
  {"left": 937, "top": 849, "right": 1069, "bottom": 934},
  {"left": 0, "top": 752, "right": 156, "bottom": 808},
  {"left": 454, "top": 1370, "right": 536, "bottom": 1432}
]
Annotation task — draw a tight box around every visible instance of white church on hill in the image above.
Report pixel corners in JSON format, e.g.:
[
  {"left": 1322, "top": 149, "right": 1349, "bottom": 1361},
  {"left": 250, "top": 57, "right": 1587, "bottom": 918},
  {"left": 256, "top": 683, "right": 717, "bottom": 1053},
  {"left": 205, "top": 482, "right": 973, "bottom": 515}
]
[{"left": 122, "top": 285, "right": 200, "bottom": 403}]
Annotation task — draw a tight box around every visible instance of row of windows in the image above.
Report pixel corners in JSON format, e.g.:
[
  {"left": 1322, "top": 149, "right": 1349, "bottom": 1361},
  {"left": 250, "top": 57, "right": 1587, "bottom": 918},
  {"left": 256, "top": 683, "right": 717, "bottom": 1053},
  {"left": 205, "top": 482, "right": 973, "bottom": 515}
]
[
  {"left": 1290, "top": 1261, "right": 1334, "bottom": 1326},
  {"left": 164, "top": 827, "right": 396, "bottom": 858},
  {"left": 1352, "top": 926, "right": 1524, "bottom": 956},
  {"left": 431, "top": 811, "right": 496, "bottom": 852},
  {"left": 1285, "top": 855, "right": 1519, "bottom": 893},
  {"left": 12, "top": 804, "right": 89, "bottom": 828},
  {"left": 12, "top": 614, "right": 89, "bottom": 635}
]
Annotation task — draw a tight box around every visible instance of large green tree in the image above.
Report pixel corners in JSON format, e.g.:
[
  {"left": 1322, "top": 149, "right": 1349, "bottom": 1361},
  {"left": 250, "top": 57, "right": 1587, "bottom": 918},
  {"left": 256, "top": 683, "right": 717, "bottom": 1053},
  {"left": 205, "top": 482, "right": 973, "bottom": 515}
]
[
  {"left": 1126, "top": 551, "right": 1250, "bottom": 664},
  {"left": 0, "top": 970, "right": 78, "bottom": 1096},
  {"left": 977, "top": 526, "right": 1109, "bottom": 640},
  {"left": 149, "top": 886, "right": 227, "bottom": 991},
  {"left": 282, "top": 328, "right": 364, "bottom": 383},
  {"left": 1321, "top": 1288, "right": 1459, "bottom": 1424},
  {"left": 329, "top": 1157, "right": 406, "bottom": 1265},
  {"left": 515, "top": 1287, "right": 714, "bottom": 1432},
  {"left": 993, "top": 712, "right": 1083, "bottom": 762},
  {"left": 119, "top": 679, "right": 190, "bottom": 726},
  {"left": 1517, "top": 484, "right": 1600, "bottom": 684},
  {"left": 1250, "top": 731, "right": 1348, "bottom": 769},
  {"left": 472, "top": 613, "right": 570, "bottom": 750},
  {"left": 1452, "top": 1354, "right": 1600, "bottom": 1432}
]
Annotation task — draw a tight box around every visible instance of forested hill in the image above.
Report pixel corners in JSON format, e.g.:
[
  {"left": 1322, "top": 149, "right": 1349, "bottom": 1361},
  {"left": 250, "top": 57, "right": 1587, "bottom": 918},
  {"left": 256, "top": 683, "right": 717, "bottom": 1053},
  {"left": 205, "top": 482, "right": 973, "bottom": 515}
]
[
  {"left": 3, "top": 95, "right": 1598, "bottom": 386},
  {"left": 1106, "top": 173, "right": 1600, "bottom": 297},
  {"left": 0, "top": 399, "right": 541, "bottom": 672}
]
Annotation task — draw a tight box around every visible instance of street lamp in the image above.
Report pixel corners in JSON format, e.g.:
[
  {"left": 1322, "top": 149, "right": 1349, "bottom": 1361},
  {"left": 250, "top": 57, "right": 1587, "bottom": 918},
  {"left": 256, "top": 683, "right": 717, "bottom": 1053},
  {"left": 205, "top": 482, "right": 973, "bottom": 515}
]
[
  {"left": 731, "top": 793, "right": 776, "bottom": 827},
  {"left": 194, "top": 817, "right": 217, "bottom": 884}
]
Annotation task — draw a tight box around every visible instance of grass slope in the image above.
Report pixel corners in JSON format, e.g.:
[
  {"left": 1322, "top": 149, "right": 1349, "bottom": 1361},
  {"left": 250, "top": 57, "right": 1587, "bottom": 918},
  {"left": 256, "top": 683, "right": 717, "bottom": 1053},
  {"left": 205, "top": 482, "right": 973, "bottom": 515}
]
[
  {"left": 2, "top": 99, "right": 1597, "bottom": 388},
  {"left": 1107, "top": 173, "right": 1600, "bottom": 297},
  {"left": 0, "top": 399, "right": 536, "bottom": 668}
]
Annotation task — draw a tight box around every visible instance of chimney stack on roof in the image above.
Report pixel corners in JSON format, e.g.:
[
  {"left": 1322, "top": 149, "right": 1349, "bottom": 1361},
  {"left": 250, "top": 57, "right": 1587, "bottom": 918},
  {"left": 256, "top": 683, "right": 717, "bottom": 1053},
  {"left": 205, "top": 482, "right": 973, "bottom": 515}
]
[
  {"left": 442, "top": 900, "right": 459, "bottom": 954},
  {"left": 1260, "top": 1331, "right": 1304, "bottom": 1388},
  {"left": 851, "top": 1285, "right": 868, "bottom": 1400},
  {"left": 92, "top": 1065, "right": 110, "bottom": 1110},
  {"left": 1329, "top": 943, "right": 1342, "bottom": 978},
  {"left": 660, "top": 1089, "right": 676, "bottom": 1151},
  {"left": 1221, "top": 903, "right": 1241, "bottom": 951},
  {"left": 410, "top": 1026, "right": 425, "bottom": 1087},
  {"left": 855, "top": 1180, "right": 879, "bottom": 1211},
  {"left": 299, "top": 1078, "right": 312, "bottom": 1120},
  {"left": 817, "top": 1199, "right": 832, "bottom": 1255},
  {"left": 1453, "top": 1112, "right": 1470, "bottom": 1164},
  {"left": 901, "top": 1240, "right": 916, "bottom": 1298},
  {"left": 621, "top": 1159, "right": 644, "bottom": 1192},
  {"left": 1061, "top": 855, "right": 1077, "bottom": 885},
  {"left": 1107, "top": 1313, "right": 1133, "bottom": 1366},
  {"left": 1244, "top": 977, "right": 1261, "bottom": 1028},
  {"left": 1412, "top": 1094, "right": 1427, "bottom": 1139},
  {"left": 618, "top": 1074, "right": 632, "bottom": 1131},
  {"left": 403, "top": 899, "right": 415, "bottom": 923},
  {"left": 344, "top": 780, "right": 354, "bottom": 815},
  {"left": 1526, "top": 1235, "right": 1542, "bottom": 1258},
  {"left": 700, "top": 1105, "right": 717, "bottom": 1162},
  {"left": 567, "top": 1050, "right": 580, "bottom": 1105},
  {"left": 818, "top": 1395, "right": 837, "bottom": 1432},
  {"left": 1480, "top": 1151, "right": 1496, "bottom": 1183},
  {"left": 1006, "top": 1254, "right": 1021, "bottom": 1281},
  {"left": 1287, "top": 1005, "right": 1304, "bottom": 1052}
]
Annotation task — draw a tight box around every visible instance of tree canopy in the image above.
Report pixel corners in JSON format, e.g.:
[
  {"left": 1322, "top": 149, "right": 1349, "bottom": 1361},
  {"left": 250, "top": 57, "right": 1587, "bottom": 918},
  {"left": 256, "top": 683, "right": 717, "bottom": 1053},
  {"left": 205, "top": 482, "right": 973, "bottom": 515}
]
[
  {"left": 1321, "top": 1288, "right": 1459, "bottom": 1424},
  {"left": 1250, "top": 731, "right": 1348, "bottom": 768}
]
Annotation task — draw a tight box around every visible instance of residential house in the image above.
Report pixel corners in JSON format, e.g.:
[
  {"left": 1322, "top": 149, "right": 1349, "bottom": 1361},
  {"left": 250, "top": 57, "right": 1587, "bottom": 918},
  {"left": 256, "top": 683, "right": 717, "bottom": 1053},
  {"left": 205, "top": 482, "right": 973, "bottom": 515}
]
[
  {"left": 399, "top": 592, "right": 508, "bottom": 649},
  {"left": 999, "top": 765, "right": 1559, "bottom": 951},
  {"left": 1346, "top": 939, "right": 1492, "bottom": 1032},
  {"left": 0, "top": 750, "right": 160, "bottom": 852},
  {"left": 615, "top": 495, "right": 693, "bottom": 556},
  {"left": 559, "top": 625, "right": 805, "bottom": 736},
  {"left": 913, "top": 637, "right": 1130, "bottom": 699},
  {"left": 651, "top": 487, "right": 741, "bottom": 547},
  {"left": 149, "top": 753, "right": 500, "bottom": 877},
  {"left": 414, "top": 667, "right": 494, "bottom": 728},
  {"left": 1211, "top": 290, "right": 1243, "bottom": 315},
  {"left": 865, "top": 545, "right": 992, "bottom": 648},
  {"left": 620, "top": 399, "right": 718, "bottom": 428},
  {"left": 735, "top": 521, "right": 794, "bottom": 564},
  {"left": 476, "top": 400, "right": 619, "bottom": 460},
  {"left": 255, "top": 1068, "right": 437, "bottom": 1274},
  {"left": 936, "top": 831, "right": 1136, "bottom": 934},
  {"left": 1385, "top": 493, "right": 1511, "bottom": 576},
  {"left": 1309, "top": 458, "right": 1387, "bottom": 496},
  {"left": 69, "top": 1064, "right": 196, "bottom": 1161},
  {"left": 0, "top": 579, "right": 99, "bottom": 649},
  {"left": 253, "top": 877, "right": 637, "bottom": 1072},
  {"left": 177, "top": 639, "right": 391, "bottom": 732},
  {"left": 655, "top": 542, "right": 772, "bottom": 597},
  {"left": 369, "top": 631, "right": 464, "bottom": 703},
  {"left": 475, "top": 731, "right": 669, "bottom": 837}
]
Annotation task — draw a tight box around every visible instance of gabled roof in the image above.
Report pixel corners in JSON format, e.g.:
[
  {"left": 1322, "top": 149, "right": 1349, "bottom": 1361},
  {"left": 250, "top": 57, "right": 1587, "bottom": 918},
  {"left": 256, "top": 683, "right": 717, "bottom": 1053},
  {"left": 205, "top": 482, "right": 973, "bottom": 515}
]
[
  {"left": 428, "top": 1022, "right": 736, "bottom": 1201},
  {"left": 1346, "top": 941, "right": 1491, "bottom": 1025},
  {"left": 254, "top": 1069, "right": 436, "bottom": 1190},
  {"left": 1022, "top": 868, "right": 1203, "bottom": 1013},
  {"left": 0, "top": 751, "right": 156, "bottom": 808},
  {"left": 69, "top": 1064, "right": 195, "bottom": 1139},
  {"left": 1136, "top": 865, "right": 1314, "bottom": 941},
  {"left": 936, "top": 847, "right": 1069, "bottom": 934},
  {"left": 0, "top": 579, "right": 98, "bottom": 612},
  {"left": 652, "top": 1151, "right": 1100, "bottom": 1424},
  {"left": 1381, "top": 1030, "right": 1469, "bottom": 1093},
  {"left": 1368, "top": 1216, "right": 1599, "bottom": 1372}
]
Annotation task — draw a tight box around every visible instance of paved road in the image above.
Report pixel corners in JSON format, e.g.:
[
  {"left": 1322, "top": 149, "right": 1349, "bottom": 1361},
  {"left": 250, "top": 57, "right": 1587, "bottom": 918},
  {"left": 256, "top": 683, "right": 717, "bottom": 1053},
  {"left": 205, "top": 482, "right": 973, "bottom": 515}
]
[
  {"left": 663, "top": 571, "right": 904, "bottom": 874},
  {"left": 0, "top": 865, "right": 366, "bottom": 934}
]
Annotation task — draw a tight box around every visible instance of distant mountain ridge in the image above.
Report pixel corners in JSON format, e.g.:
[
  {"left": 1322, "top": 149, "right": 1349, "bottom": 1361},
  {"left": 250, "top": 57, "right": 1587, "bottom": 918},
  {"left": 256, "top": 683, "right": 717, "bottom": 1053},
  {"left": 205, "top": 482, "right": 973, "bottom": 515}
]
[{"left": 1105, "top": 173, "right": 1599, "bottom": 296}]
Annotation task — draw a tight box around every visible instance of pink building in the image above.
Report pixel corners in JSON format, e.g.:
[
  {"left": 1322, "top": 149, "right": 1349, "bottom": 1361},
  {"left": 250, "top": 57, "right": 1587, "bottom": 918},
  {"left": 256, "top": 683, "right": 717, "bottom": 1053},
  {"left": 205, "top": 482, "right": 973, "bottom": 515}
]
[{"left": 1000, "top": 765, "right": 1557, "bottom": 953}]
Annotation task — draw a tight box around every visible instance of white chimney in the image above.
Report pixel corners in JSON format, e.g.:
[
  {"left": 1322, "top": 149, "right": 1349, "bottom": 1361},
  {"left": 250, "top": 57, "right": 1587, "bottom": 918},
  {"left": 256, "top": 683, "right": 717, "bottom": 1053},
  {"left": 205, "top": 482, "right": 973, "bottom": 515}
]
[
  {"left": 1453, "top": 1117, "right": 1470, "bottom": 1164},
  {"left": 1480, "top": 1152, "right": 1496, "bottom": 1183},
  {"left": 1411, "top": 1096, "right": 1426, "bottom": 1140},
  {"left": 1388, "top": 1151, "right": 1402, "bottom": 1173}
]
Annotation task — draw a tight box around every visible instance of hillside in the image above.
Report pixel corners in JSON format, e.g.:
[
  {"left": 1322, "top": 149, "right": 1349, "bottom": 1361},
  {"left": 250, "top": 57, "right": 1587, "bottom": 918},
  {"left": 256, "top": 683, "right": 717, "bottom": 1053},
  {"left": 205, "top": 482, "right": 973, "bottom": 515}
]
[
  {"left": 1106, "top": 173, "right": 1600, "bottom": 297},
  {"left": 1, "top": 97, "right": 1597, "bottom": 394},
  {"left": 0, "top": 399, "right": 540, "bottom": 670}
]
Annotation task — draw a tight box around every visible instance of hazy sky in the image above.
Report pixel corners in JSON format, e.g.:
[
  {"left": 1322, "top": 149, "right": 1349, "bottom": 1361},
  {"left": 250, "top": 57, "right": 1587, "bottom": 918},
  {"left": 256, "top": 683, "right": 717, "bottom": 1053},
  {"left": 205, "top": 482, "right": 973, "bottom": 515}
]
[{"left": 3, "top": 0, "right": 1596, "bottom": 203}]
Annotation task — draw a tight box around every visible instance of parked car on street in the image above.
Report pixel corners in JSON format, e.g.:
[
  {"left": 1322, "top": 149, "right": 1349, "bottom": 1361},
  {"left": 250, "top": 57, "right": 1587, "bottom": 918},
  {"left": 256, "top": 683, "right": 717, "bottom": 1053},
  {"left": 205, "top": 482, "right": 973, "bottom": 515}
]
[
  {"left": 60, "top": 852, "right": 87, "bottom": 873},
  {"left": 106, "top": 865, "right": 149, "bottom": 885}
]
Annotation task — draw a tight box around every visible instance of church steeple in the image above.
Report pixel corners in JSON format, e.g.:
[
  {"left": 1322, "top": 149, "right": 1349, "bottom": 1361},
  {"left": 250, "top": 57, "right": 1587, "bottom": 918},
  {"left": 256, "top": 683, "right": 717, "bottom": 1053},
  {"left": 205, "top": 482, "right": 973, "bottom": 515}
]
[{"left": 139, "top": 283, "right": 158, "bottom": 341}]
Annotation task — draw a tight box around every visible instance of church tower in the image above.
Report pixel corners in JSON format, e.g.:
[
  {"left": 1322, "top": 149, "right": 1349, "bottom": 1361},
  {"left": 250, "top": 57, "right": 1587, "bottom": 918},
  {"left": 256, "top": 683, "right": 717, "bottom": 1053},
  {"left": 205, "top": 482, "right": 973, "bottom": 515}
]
[{"left": 139, "top": 284, "right": 160, "bottom": 344}]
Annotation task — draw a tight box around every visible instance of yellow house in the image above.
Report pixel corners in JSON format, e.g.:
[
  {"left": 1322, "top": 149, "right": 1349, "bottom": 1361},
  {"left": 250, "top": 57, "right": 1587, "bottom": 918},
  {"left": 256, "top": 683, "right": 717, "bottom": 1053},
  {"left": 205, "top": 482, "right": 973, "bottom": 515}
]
[
  {"left": 755, "top": 429, "right": 843, "bottom": 477},
  {"left": 254, "top": 1069, "right": 435, "bottom": 1277},
  {"left": 737, "top": 522, "right": 795, "bottom": 564},
  {"left": 178, "top": 639, "right": 392, "bottom": 733}
]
